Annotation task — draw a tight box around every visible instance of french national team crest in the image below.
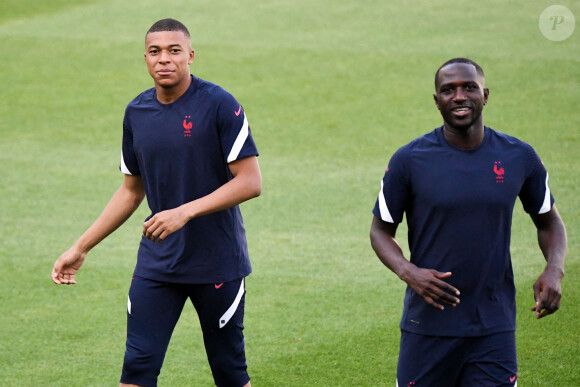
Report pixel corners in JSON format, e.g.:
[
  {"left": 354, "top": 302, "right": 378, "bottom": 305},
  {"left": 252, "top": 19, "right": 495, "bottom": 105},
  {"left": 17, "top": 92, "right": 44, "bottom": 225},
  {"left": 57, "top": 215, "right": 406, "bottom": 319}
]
[
  {"left": 493, "top": 161, "right": 505, "bottom": 183},
  {"left": 183, "top": 115, "right": 193, "bottom": 137}
]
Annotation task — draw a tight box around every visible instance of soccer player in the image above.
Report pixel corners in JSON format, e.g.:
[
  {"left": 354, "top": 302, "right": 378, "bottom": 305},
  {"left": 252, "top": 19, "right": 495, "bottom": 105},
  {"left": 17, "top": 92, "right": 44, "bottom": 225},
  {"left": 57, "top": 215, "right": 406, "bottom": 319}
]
[
  {"left": 370, "top": 58, "right": 567, "bottom": 386},
  {"left": 51, "top": 18, "right": 261, "bottom": 387}
]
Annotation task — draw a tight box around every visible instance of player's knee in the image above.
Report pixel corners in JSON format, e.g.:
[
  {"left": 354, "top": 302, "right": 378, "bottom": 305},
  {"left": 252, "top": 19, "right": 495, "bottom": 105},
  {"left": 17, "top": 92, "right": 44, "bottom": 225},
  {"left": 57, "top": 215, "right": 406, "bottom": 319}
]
[
  {"left": 206, "top": 341, "right": 248, "bottom": 387},
  {"left": 210, "top": 361, "right": 249, "bottom": 387},
  {"left": 121, "top": 347, "right": 162, "bottom": 386}
]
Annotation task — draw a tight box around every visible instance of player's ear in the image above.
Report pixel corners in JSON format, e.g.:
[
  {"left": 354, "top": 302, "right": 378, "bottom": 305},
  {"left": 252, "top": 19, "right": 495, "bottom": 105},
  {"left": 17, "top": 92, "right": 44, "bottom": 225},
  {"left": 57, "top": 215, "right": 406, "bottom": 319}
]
[
  {"left": 483, "top": 88, "right": 489, "bottom": 105},
  {"left": 188, "top": 48, "right": 195, "bottom": 65},
  {"left": 433, "top": 94, "right": 441, "bottom": 110}
]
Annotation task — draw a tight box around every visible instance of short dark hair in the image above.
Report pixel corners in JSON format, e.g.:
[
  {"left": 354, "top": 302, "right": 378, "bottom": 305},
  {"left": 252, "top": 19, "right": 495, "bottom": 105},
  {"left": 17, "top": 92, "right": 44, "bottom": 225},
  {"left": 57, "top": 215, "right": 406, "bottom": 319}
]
[
  {"left": 146, "top": 18, "right": 190, "bottom": 39},
  {"left": 434, "top": 58, "right": 485, "bottom": 90}
]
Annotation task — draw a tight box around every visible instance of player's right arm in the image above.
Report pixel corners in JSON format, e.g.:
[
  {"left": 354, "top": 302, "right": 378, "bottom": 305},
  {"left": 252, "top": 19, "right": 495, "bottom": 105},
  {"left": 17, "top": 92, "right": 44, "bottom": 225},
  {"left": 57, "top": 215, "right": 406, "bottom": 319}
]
[
  {"left": 51, "top": 174, "right": 145, "bottom": 284},
  {"left": 370, "top": 215, "right": 461, "bottom": 310}
]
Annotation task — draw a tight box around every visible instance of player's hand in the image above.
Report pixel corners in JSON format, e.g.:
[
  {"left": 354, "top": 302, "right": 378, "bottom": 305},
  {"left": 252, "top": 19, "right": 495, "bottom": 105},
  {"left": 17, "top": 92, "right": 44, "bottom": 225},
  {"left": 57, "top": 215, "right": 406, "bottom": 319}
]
[
  {"left": 143, "top": 207, "right": 189, "bottom": 243},
  {"left": 52, "top": 247, "right": 87, "bottom": 285},
  {"left": 404, "top": 267, "right": 461, "bottom": 310},
  {"left": 531, "top": 265, "right": 563, "bottom": 319}
]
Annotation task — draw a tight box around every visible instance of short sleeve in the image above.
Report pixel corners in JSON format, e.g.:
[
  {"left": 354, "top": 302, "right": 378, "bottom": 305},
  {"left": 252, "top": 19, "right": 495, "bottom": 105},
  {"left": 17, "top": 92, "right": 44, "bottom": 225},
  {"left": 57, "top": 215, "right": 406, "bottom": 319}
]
[
  {"left": 519, "top": 146, "right": 554, "bottom": 214},
  {"left": 216, "top": 93, "right": 259, "bottom": 164},
  {"left": 372, "top": 148, "right": 410, "bottom": 223},
  {"left": 120, "top": 109, "right": 140, "bottom": 176}
]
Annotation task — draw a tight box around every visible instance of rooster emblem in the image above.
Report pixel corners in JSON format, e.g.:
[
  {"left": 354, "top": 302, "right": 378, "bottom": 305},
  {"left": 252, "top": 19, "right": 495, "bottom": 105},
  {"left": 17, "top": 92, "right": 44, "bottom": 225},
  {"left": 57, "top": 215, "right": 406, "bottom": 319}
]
[
  {"left": 494, "top": 161, "right": 504, "bottom": 183},
  {"left": 183, "top": 116, "right": 192, "bottom": 137}
]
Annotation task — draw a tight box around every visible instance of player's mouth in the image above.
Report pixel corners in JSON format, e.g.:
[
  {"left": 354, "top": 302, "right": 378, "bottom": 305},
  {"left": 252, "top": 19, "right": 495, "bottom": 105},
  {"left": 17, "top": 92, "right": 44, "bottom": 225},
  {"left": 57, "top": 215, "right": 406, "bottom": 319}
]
[
  {"left": 157, "top": 69, "right": 173, "bottom": 76},
  {"left": 451, "top": 106, "right": 471, "bottom": 117}
]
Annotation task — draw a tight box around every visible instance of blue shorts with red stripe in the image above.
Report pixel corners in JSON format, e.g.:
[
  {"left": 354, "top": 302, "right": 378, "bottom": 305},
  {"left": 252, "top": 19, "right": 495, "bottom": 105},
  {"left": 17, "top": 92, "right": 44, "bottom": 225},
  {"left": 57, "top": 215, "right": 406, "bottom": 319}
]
[
  {"left": 397, "top": 330, "right": 518, "bottom": 387},
  {"left": 120, "top": 276, "right": 249, "bottom": 387}
]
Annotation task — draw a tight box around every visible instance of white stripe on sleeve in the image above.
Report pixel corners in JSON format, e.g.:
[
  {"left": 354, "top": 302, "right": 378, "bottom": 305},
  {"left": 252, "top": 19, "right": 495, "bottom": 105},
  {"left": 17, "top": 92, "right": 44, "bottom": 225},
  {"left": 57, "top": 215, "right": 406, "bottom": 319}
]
[
  {"left": 226, "top": 114, "right": 249, "bottom": 163},
  {"left": 378, "top": 180, "right": 394, "bottom": 223},
  {"left": 219, "top": 279, "right": 245, "bottom": 328},
  {"left": 120, "top": 151, "right": 132, "bottom": 175},
  {"left": 539, "top": 173, "right": 551, "bottom": 214}
]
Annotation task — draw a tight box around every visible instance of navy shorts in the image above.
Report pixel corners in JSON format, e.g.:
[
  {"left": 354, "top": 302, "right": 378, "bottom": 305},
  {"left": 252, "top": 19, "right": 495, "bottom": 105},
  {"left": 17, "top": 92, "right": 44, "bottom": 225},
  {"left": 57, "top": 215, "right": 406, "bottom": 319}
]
[
  {"left": 120, "top": 276, "right": 249, "bottom": 387},
  {"left": 397, "top": 331, "right": 518, "bottom": 387}
]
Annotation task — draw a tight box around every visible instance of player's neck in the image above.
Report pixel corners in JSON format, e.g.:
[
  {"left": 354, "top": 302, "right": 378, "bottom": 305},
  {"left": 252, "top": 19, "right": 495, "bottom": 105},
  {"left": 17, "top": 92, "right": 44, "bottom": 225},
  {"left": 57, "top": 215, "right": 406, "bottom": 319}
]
[
  {"left": 442, "top": 122, "right": 485, "bottom": 150},
  {"left": 155, "top": 76, "right": 192, "bottom": 104}
]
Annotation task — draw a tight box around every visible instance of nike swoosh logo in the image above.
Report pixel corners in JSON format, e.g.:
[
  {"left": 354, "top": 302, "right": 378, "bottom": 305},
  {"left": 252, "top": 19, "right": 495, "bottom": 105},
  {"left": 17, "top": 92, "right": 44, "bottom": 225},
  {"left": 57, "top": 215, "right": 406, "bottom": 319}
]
[
  {"left": 510, "top": 375, "right": 517, "bottom": 383},
  {"left": 215, "top": 283, "right": 224, "bottom": 289},
  {"left": 234, "top": 106, "right": 242, "bottom": 116}
]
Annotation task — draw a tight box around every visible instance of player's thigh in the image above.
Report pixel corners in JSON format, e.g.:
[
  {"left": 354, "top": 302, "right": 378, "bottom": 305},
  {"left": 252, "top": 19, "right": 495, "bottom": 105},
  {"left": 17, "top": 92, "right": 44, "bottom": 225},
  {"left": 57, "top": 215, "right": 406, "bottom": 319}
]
[
  {"left": 126, "top": 276, "right": 188, "bottom": 342},
  {"left": 190, "top": 277, "right": 246, "bottom": 332},
  {"left": 121, "top": 276, "right": 188, "bottom": 384},
  {"left": 460, "top": 331, "right": 518, "bottom": 387},
  {"left": 190, "top": 278, "right": 249, "bottom": 386},
  {"left": 397, "top": 331, "right": 467, "bottom": 387}
]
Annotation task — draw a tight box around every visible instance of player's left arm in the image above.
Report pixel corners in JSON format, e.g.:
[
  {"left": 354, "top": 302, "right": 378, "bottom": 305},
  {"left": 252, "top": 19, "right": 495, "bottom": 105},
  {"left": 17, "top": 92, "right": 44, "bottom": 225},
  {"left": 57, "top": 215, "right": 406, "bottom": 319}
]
[
  {"left": 529, "top": 204, "right": 567, "bottom": 319},
  {"left": 143, "top": 156, "right": 261, "bottom": 242},
  {"left": 184, "top": 155, "right": 262, "bottom": 217}
]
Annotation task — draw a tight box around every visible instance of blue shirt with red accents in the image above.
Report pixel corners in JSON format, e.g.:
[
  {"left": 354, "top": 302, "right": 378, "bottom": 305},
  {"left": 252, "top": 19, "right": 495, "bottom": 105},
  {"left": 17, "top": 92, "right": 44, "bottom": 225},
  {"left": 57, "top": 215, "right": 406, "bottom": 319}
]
[
  {"left": 373, "top": 126, "right": 554, "bottom": 336},
  {"left": 121, "top": 75, "right": 258, "bottom": 284}
]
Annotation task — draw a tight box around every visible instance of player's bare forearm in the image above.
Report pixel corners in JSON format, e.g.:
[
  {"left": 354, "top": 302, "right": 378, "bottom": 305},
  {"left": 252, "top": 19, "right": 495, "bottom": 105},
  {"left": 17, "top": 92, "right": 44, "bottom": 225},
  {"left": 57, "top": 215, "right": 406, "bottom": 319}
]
[
  {"left": 73, "top": 175, "right": 145, "bottom": 253},
  {"left": 532, "top": 205, "right": 567, "bottom": 276},
  {"left": 529, "top": 205, "right": 567, "bottom": 318},
  {"left": 180, "top": 156, "right": 261, "bottom": 220},
  {"left": 143, "top": 156, "right": 261, "bottom": 242},
  {"left": 370, "top": 216, "right": 460, "bottom": 309},
  {"left": 52, "top": 175, "right": 145, "bottom": 284},
  {"left": 370, "top": 216, "right": 408, "bottom": 277}
]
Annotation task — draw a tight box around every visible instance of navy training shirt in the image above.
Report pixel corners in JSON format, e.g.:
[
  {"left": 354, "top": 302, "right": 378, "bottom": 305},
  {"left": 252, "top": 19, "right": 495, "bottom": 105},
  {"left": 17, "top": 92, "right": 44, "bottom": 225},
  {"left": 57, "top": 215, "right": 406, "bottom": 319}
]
[
  {"left": 121, "top": 76, "right": 259, "bottom": 284},
  {"left": 373, "top": 126, "right": 554, "bottom": 337}
]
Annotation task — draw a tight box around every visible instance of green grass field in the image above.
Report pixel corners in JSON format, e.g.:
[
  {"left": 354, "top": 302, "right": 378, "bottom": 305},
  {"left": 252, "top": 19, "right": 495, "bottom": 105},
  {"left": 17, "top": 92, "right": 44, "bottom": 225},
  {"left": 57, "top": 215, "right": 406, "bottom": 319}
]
[{"left": 1, "top": 0, "right": 578, "bottom": 385}]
